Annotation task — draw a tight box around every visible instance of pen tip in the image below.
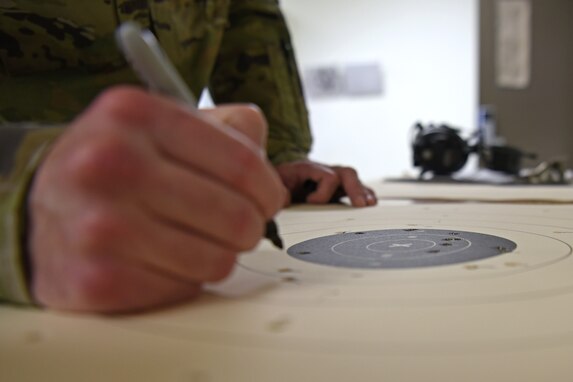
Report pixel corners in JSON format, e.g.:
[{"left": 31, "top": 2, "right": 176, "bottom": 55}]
[
  {"left": 273, "top": 237, "right": 284, "bottom": 250},
  {"left": 265, "top": 220, "right": 284, "bottom": 250}
]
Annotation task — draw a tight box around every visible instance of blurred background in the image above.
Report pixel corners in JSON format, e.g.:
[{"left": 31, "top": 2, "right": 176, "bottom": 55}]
[
  {"left": 202, "top": 0, "right": 573, "bottom": 183},
  {"left": 282, "top": 0, "right": 478, "bottom": 181}
]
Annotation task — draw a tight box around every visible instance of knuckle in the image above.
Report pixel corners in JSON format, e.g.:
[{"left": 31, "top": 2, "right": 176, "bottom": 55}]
[
  {"left": 69, "top": 259, "right": 124, "bottom": 311},
  {"left": 75, "top": 209, "right": 127, "bottom": 253},
  {"left": 322, "top": 171, "right": 339, "bottom": 185},
  {"left": 226, "top": 202, "right": 264, "bottom": 250},
  {"left": 63, "top": 256, "right": 129, "bottom": 313},
  {"left": 66, "top": 136, "right": 144, "bottom": 190},
  {"left": 92, "top": 86, "right": 153, "bottom": 126},
  {"left": 228, "top": 145, "right": 261, "bottom": 189},
  {"left": 336, "top": 165, "right": 358, "bottom": 178},
  {"left": 204, "top": 251, "right": 237, "bottom": 282},
  {"left": 271, "top": 185, "right": 288, "bottom": 214},
  {"left": 65, "top": 142, "right": 103, "bottom": 182},
  {"left": 241, "top": 104, "right": 268, "bottom": 131},
  {"left": 344, "top": 167, "right": 359, "bottom": 178},
  {"left": 343, "top": 166, "right": 358, "bottom": 175}
]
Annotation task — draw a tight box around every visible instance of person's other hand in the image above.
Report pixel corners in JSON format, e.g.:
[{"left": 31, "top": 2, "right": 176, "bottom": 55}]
[
  {"left": 28, "top": 86, "right": 286, "bottom": 313},
  {"left": 275, "top": 159, "right": 377, "bottom": 207}
]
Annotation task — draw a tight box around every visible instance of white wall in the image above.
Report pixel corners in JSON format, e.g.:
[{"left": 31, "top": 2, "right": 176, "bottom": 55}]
[{"left": 281, "top": 0, "right": 479, "bottom": 181}]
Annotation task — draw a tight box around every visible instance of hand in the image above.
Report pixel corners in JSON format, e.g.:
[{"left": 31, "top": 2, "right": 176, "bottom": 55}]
[
  {"left": 28, "top": 86, "right": 286, "bottom": 313},
  {"left": 275, "top": 160, "right": 377, "bottom": 207}
]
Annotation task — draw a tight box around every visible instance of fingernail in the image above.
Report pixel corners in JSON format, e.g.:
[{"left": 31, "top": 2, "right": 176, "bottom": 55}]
[{"left": 366, "top": 193, "right": 377, "bottom": 205}]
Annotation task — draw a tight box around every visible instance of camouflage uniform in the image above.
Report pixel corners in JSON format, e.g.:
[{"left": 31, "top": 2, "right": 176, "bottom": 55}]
[{"left": 0, "top": 0, "right": 312, "bottom": 305}]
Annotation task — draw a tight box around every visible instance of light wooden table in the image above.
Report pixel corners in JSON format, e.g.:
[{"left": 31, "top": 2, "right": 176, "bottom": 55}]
[{"left": 3, "top": 181, "right": 573, "bottom": 381}]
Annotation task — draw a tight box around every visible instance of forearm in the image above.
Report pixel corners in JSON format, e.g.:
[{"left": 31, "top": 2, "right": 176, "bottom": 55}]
[
  {"left": 209, "top": 0, "right": 312, "bottom": 164},
  {"left": 0, "top": 124, "right": 63, "bottom": 304}
]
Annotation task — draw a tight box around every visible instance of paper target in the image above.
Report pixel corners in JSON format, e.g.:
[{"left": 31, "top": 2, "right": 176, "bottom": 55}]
[
  {"left": 4, "top": 201, "right": 573, "bottom": 382},
  {"left": 286, "top": 229, "right": 517, "bottom": 269},
  {"left": 114, "top": 203, "right": 573, "bottom": 357}
]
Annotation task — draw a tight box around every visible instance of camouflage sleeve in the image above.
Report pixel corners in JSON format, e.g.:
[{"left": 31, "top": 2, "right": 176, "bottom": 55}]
[
  {"left": 209, "top": 0, "right": 312, "bottom": 165},
  {"left": 0, "top": 1, "right": 142, "bottom": 123},
  {"left": 0, "top": 124, "right": 63, "bottom": 305}
]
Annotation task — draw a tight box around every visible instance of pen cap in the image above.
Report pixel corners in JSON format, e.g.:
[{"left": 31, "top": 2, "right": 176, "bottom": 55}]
[{"left": 115, "top": 21, "right": 196, "bottom": 105}]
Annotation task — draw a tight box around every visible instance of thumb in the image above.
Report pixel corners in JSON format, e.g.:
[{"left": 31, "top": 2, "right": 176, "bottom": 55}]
[{"left": 200, "top": 104, "right": 268, "bottom": 148}]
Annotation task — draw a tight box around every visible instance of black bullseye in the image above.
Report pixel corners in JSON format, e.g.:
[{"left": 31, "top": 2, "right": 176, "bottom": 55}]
[{"left": 287, "top": 229, "right": 517, "bottom": 269}]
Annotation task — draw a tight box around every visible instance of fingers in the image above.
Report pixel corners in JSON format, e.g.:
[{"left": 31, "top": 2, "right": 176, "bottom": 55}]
[
  {"left": 83, "top": 87, "right": 284, "bottom": 242},
  {"left": 305, "top": 166, "right": 342, "bottom": 204},
  {"left": 275, "top": 160, "right": 377, "bottom": 207},
  {"left": 140, "top": 158, "right": 266, "bottom": 251},
  {"left": 30, "top": 181, "right": 248, "bottom": 313},
  {"left": 150, "top": 101, "right": 284, "bottom": 219},
  {"left": 201, "top": 104, "right": 268, "bottom": 147},
  {"left": 28, "top": 86, "right": 287, "bottom": 313},
  {"left": 127, "top": 209, "right": 240, "bottom": 284},
  {"left": 331, "top": 166, "right": 378, "bottom": 207},
  {"left": 72, "top": 203, "right": 241, "bottom": 284},
  {"left": 29, "top": 201, "right": 206, "bottom": 313},
  {"left": 89, "top": 87, "right": 285, "bottom": 219},
  {"left": 35, "top": 255, "right": 203, "bottom": 314}
]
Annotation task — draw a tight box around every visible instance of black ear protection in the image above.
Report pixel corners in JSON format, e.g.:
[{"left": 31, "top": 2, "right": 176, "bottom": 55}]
[{"left": 412, "top": 122, "right": 535, "bottom": 177}]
